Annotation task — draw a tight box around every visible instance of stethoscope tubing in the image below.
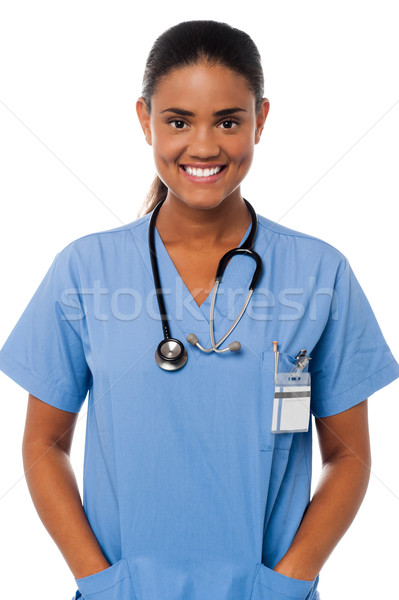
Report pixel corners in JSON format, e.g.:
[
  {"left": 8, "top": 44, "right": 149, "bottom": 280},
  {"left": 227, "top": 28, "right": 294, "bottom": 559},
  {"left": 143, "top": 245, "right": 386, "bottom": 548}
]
[
  {"left": 148, "top": 197, "right": 173, "bottom": 342},
  {"left": 209, "top": 283, "right": 254, "bottom": 352}
]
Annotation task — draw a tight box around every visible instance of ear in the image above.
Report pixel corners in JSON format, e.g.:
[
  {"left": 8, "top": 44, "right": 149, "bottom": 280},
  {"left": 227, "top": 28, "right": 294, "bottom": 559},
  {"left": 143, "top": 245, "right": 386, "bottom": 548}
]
[
  {"left": 254, "top": 98, "right": 270, "bottom": 144},
  {"left": 136, "top": 97, "right": 152, "bottom": 146}
]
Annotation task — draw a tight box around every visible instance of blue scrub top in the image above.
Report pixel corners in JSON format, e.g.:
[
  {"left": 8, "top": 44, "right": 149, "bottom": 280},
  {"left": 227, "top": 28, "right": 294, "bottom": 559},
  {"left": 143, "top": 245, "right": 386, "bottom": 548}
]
[{"left": 1, "top": 208, "right": 398, "bottom": 600}]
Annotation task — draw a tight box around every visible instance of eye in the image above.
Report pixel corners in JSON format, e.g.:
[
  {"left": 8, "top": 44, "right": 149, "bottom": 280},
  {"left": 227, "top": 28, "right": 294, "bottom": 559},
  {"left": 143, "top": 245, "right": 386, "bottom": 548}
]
[
  {"left": 169, "top": 120, "right": 188, "bottom": 129},
  {"left": 218, "top": 119, "right": 239, "bottom": 130}
]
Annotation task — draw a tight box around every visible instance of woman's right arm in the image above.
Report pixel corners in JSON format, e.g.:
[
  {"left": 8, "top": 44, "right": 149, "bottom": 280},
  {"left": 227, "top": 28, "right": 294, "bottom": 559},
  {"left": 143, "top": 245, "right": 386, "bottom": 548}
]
[{"left": 22, "top": 393, "right": 111, "bottom": 579}]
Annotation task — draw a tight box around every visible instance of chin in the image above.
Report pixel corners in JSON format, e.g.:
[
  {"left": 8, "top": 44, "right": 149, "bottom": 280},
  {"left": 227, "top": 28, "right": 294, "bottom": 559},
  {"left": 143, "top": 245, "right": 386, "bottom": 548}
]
[
  {"left": 170, "top": 188, "right": 240, "bottom": 208},
  {"left": 178, "top": 196, "right": 230, "bottom": 211}
]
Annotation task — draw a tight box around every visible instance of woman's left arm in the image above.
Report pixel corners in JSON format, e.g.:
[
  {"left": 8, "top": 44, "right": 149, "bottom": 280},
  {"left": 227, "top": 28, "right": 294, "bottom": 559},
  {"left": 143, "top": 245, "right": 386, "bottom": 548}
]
[{"left": 273, "top": 398, "right": 371, "bottom": 581}]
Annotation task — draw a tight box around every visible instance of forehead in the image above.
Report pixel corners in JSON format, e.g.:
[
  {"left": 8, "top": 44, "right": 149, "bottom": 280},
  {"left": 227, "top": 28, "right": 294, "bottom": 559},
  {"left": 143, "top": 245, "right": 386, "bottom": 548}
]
[{"left": 151, "top": 62, "right": 255, "bottom": 113}]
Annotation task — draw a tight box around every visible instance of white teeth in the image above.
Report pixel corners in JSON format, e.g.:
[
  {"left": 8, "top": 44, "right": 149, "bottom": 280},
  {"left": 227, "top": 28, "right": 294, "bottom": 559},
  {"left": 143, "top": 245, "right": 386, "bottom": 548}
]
[{"left": 183, "top": 166, "right": 223, "bottom": 177}]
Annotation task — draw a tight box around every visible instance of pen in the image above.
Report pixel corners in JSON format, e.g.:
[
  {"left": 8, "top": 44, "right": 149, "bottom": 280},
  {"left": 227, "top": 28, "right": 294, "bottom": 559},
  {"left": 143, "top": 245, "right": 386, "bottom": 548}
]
[{"left": 272, "top": 340, "right": 279, "bottom": 384}]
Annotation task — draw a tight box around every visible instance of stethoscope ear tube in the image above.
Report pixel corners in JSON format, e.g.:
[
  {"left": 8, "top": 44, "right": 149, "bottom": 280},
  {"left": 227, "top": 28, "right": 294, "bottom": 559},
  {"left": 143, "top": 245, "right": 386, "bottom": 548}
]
[
  {"left": 148, "top": 196, "right": 171, "bottom": 342},
  {"left": 215, "top": 248, "right": 262, "bottom": 289}
]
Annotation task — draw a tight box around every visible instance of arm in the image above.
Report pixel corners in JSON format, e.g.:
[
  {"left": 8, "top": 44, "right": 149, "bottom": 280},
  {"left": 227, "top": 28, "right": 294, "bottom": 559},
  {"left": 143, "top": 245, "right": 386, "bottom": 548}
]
[
  {"left": 273, "top": 398, "right": 371, "bottom": 581},
  {"left": 22, "top": 393, "right": 111, "bottom": 579}
]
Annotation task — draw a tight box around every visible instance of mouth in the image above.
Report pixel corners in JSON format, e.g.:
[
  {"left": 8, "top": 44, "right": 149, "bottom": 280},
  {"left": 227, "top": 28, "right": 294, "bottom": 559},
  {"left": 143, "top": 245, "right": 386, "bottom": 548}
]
[{"left": 179, "top": 164, "right": 227, "bottom": 183}]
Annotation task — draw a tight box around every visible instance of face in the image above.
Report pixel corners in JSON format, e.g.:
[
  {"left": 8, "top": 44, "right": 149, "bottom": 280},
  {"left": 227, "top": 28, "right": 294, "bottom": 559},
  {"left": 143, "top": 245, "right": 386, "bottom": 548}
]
[{"left": 136, "top": 62, "right": 269, "bottom": 210}]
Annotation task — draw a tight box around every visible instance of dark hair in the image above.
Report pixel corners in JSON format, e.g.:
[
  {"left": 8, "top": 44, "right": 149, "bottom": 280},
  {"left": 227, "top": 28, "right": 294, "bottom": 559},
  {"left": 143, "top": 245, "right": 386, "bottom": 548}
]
[{"left": 136, "top": 20, "right": 264, "bottom": 218}]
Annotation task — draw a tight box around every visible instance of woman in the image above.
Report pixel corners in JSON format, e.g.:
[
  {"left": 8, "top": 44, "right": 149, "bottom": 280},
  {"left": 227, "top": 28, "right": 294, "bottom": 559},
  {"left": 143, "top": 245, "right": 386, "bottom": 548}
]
[{"left": 0, "top": 20, "right": 398, "bottom": 600}]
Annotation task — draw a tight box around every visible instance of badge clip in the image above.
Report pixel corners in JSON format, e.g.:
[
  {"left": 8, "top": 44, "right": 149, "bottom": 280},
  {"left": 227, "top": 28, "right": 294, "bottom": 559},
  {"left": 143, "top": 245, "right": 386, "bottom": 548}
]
[{"left": 291, "top": 349, "right": 312, "bottom": 372}]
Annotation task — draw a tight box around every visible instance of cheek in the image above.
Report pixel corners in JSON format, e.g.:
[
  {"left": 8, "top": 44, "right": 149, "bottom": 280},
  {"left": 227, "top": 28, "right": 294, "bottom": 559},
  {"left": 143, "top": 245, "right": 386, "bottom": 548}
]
[
  {"left": 224, "top": 131, "right": 254, "bottom": 161},
  {"left": 151, "top": 125, "right": 180, "bottom": 152},
  {"left": 152, "top": 135, "right": 184, "bottom": 169},
  {"left": 233, "top": 140, "right": 254, "bottom": 168}
]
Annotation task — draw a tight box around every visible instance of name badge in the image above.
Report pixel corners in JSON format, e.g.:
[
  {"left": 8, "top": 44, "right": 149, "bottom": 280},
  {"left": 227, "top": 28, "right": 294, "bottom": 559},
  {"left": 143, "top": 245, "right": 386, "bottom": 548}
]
[{"left": 271, "top": 371, "right": 311, "bottom": 433}]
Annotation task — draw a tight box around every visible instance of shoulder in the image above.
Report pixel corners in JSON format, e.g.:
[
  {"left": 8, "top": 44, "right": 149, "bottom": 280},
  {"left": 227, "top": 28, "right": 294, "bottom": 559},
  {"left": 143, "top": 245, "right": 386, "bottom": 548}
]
[
  {"left": 256, "top": 213, "right": 348, "bottom": 281},
  {"left": 53, "top": 213, "right": 151, "bottom": 270},
  {"left": 257, "top": 213, "right": 346, "bottom": 258}
]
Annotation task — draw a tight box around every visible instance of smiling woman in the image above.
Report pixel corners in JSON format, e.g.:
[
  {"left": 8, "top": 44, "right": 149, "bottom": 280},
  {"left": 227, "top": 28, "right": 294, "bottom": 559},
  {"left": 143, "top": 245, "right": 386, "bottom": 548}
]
[
  {"left": 0, "top": 19, "right": 398, "bottom": 600},
  {"left": 136, "top": 20, "right": 267, "bottom": 222},
  {"left": 136, "top": 62, "right": 269, "bottom": 226}
]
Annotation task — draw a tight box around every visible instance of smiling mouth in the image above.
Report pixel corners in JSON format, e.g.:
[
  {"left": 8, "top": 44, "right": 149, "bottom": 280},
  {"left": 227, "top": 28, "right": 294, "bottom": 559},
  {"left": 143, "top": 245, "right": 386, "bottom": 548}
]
[{"left": 181, "top": 165, "right": 226, "bottom": 177}]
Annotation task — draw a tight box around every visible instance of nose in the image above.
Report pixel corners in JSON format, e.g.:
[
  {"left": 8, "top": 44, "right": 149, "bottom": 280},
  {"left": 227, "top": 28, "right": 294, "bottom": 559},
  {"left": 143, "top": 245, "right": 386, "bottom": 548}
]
[{"left": 186, "top": 126, "right": 220, "bottom": 159}]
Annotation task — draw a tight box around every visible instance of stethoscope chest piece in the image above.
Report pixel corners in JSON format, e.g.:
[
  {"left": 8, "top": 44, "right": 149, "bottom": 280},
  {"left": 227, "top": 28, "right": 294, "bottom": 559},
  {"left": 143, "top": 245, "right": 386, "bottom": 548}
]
[{"left": 155, "top": 338, "right": 188, "bottom": 371}]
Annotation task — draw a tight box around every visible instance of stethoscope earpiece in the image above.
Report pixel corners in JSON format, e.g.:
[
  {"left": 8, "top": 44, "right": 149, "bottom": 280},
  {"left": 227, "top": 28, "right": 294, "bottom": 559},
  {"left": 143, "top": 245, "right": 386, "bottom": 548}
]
[
  {"left": 186, "top": 334, "right": 241, "bottom": 353},
  {"left": 227, "top": 341, "right": 241, "bottom": 352},
  {"left": 186, "top": 334, "right": 199, "bottom": 346},
  {"left": 149, "top": 198, "right": 262, "bottom": 371}
]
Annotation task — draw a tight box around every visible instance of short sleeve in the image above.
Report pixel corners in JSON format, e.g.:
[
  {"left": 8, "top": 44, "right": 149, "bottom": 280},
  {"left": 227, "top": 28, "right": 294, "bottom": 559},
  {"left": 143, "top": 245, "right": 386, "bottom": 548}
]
[
  {"left": 310, "top": 257, "right": 399, "bottom": 418},
  {"left": 0, "top": 247, "right": 92, "bottom": 413}
]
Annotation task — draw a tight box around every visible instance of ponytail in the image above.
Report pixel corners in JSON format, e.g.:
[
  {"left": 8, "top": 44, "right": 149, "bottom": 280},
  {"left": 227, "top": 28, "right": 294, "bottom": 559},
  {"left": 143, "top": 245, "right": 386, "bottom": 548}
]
[{"left": 136, "top": 175, "right": 167, "bottom": 218}]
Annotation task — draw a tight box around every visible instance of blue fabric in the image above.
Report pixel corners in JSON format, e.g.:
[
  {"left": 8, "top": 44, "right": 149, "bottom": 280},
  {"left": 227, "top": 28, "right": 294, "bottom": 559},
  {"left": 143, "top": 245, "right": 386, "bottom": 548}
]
[{"left": 1, "top": 209, "right": 398, "bottom": 600}]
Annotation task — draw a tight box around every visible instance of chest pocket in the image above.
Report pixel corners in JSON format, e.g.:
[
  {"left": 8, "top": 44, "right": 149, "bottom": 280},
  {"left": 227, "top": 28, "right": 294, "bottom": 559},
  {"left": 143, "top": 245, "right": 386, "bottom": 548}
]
[{"left": 258, "top": 350, "right": 310, "bottom": 451}]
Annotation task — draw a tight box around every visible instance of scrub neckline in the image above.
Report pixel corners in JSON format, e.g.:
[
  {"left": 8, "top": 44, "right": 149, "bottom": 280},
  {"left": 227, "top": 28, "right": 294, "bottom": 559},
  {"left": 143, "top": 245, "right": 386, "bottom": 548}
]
[
  {"left": 155, "top": 220, "right": 253, "bottom": 307},
  {"left": 154, "top": 219, "right": 253, "bottom": 324}
]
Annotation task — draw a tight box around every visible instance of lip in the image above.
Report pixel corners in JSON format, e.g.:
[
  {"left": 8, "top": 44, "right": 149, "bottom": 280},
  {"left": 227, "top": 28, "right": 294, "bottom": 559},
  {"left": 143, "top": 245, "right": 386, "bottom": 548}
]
[{"left": 179, "top": 164, "right": 227, "bottom": 183}]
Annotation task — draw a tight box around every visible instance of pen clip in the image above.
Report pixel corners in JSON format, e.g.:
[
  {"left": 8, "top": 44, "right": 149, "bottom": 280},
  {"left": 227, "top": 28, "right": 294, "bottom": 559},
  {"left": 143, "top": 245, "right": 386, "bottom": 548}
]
[{"left": 272, "top": 341, "right": 279, "bottom": 384}]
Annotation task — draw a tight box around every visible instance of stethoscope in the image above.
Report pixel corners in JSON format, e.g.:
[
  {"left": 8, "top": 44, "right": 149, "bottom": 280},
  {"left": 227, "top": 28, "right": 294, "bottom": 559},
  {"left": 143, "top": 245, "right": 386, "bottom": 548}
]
[{"left": 149, "top": 197, "right": 262, "bottom": 371}]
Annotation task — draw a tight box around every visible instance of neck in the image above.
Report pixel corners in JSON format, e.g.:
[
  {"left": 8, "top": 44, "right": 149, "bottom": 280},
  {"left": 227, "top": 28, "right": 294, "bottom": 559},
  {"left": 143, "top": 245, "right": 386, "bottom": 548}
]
[{"left": 154, "top": 191, "right": 252, "bottom": 250}]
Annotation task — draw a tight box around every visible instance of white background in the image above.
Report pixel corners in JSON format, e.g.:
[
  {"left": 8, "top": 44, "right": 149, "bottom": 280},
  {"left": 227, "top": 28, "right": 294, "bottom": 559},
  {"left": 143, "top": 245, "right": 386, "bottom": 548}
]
[{"left": 0, "top": 1, "right": 398, "bottom": 598}]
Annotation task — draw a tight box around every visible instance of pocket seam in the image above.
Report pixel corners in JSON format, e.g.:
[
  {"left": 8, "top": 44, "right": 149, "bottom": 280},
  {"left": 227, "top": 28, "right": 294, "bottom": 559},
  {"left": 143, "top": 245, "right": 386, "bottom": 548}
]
[
  {"left": 259, "top": 351, "right": 298, "bottom": 451},
  {"left": 257, "top": 581, "right": 310, "bottom": 599},
  {"left": 255, "top": 562, "right": 316, "bottom": 599},
  {"left": 75, "top": 557, "right": 131, "bottom": 596},
  {"left": 248, "top": 562, "right": 261, "bottom": 600},
  {"left": 82, "top": 575, "right": 130, "bottom": 597},
  {"left": 125, "top": 556, "right": 140, "bottom": 600}
]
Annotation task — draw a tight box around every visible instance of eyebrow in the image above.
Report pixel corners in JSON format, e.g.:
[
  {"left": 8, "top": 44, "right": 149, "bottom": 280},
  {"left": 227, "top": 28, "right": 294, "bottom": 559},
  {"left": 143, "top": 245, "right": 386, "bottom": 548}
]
[{"left": 159, "top": 107, "right": 247, "bottom": 117}]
